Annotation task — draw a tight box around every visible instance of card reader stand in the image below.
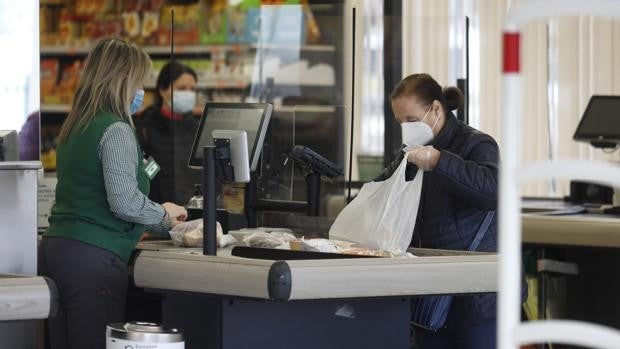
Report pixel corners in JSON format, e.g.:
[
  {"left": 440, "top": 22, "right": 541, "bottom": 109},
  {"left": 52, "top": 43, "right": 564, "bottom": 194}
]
[{"left": 244, "top": 146, "right": 343, "bottom": 228}]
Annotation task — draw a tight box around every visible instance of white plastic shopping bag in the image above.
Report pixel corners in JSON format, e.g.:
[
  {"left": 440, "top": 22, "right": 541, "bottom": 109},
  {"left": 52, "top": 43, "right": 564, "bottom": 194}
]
[{"left": 329, "top": 157, "right": 423, "bottom": 252}]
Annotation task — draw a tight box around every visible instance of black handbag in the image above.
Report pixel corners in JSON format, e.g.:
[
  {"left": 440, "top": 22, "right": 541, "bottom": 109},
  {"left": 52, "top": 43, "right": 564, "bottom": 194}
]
[{"left": 410, "top": 211, "right": 495, "bottom": 332}]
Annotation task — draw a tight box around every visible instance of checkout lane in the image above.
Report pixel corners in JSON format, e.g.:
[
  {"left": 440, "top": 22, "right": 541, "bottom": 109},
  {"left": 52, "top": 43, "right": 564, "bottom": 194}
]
[
  {"left": 131, "top": 241, "right": 497, "bottom": 349},
  {"left": 127, "top": 201, "right": 620, "bottom": 348}
]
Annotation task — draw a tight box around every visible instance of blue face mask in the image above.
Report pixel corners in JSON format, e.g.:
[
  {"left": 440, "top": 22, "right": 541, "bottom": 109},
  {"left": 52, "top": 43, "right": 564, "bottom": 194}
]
[{"left": 130, "top": 89, "right": 145, "bottom": 114}]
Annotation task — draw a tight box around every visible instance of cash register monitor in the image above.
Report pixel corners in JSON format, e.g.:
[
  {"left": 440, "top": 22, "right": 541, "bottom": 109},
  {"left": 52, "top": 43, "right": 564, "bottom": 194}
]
[
  {"left": 189, "top": 103, "right": 272, "bottom": 171},
  {"left": 573, "top": 95, "right": 620, "bottom": 148}
]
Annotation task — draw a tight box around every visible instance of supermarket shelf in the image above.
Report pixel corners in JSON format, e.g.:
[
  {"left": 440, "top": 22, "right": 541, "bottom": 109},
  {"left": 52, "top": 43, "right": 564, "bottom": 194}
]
[
  {"left": 276, "top": 105, "right": 337, "bottom": 113},
  {"left": 40, "top": 44, "right": 336, "bottom": 56},
  {"left": 143, "top": 81, "right": 333, "bottom": 90},
  {"left": 40, "top": 104, "right": 71, "bottom": 113},
  {"left": 250, "top": 43, "right": 336, "bottom": 52},
  {"left": 144, "top": 81, "right": 250, "bottom": 90}
]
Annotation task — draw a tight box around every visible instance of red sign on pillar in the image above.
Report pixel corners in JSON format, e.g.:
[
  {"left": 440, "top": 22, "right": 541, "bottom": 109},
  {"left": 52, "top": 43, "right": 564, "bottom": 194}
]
[{"left": 503, "top": 32, "right": 520, "bottom": 73}]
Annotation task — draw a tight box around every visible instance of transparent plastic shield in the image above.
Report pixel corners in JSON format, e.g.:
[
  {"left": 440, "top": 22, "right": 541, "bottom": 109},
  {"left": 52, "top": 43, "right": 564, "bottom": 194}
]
[
  {"left": 255, "top": 105, "right": 348, "bottom": 208},
  {"left": 164, "top": 3, "right": 388, "bottom": 216}
]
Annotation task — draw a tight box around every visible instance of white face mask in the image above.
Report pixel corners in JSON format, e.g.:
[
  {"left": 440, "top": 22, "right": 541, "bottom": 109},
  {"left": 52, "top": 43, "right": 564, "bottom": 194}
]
[
  {"left": 169, "top": 90, "right": 196, "bottom": 114},
  {"left": 401, "top": 105, "right": 440, "bottom": 148}
]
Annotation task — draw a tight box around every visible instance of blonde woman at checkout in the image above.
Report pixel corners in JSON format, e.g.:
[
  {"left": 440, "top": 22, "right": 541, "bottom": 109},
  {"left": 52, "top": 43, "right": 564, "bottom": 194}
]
[{"left": 39, "top": 38, "right": 187, "bottom": 349}]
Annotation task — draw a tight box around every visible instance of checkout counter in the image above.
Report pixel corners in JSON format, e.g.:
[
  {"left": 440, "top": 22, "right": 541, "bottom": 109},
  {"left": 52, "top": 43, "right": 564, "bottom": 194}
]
[
  {"left": 521, "top": 199, "right": 620, "bottom": 331},
  {"left": 132, "top": 242, "right": 497, "bottom": 349},
  {"left": 0, "top": 161, "right": 58, "bottom": 348},
  {"left": 128, "top": 198, "right": 620, "bottom": 349}
]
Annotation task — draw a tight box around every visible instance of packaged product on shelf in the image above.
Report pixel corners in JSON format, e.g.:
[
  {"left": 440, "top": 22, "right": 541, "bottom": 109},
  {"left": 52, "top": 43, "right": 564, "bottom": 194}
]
[
  {"left": 41, "top": 59, "right": 60, "bottom": 105},
  {"left": 160, "top": 4, "right": 201, "bottom": 45},
  {"left": 199, "top": 0, "right": 227, "bottom": 45},
  {"left": 84, "top": 17, "right": 123, "bottom": 42},
  {"left": 226, "top": 5, "right": 247, "bottom": 43},
  {"left": 123, "top": 0, "right": 149, "bottom": 12},
  {"left": 57, "top": 60, "right": 84, "bottom": 104},
  {"left": 57, "top": 11, "right": 81, "bottom": 45},
  {"left": 122, "top": 11, "right": 141, "bottom": 38},
  {"left": 141, "top": 11, "right": 160, "bottom": 44},
  {"left": 103, "top": 18, "right": 124, "bottom": 39},
  {"left": 150, "top": 0, "right": 165, "bottom": 9},
  {"left": 226, "top": 0, "right": 260, "bottom": 43},
  {"left": 75, "top": 0, "right": 116, "bottom": 15},
  {"left": 40, "top": 6, "right": 60, "bottom": 46}
]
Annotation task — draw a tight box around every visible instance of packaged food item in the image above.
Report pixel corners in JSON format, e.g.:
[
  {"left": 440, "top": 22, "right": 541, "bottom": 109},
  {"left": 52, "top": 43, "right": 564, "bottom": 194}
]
[
  {"left": 160, "top": 4, "right": 201, "bottom": 45},
  {"left": 226, "top": 8, "right": 245, "bottom": 43},
  {"left": 169, "top": 219, "right": 223, "bottom": 248},
  {"left": 182, "top": 228, "right": 203, "bottom": 247},
  {"left": 57, "top": 60, "right": 83, "bottom": 104},
  {"left": 199, "top": 0, "right": 227, "bottom": 44},
  {"left": 227, "top": 0, "right": 258, "bottom": 43},
  {"left": 227, "top": 228, "right": 295, "bottom": 249},
  {"left": 58, "top": 11, "right": 80, "bottom": 45},
  {"left": 290, "top": 238, "right": 415, "bottom": 258},
  {"left": 222, "top": 184, "right": 244, "bottom": 214},
  {"left": 122, "top": 11, "right": 141, "bottom": 37},
  {"left": 40, "top": 59, "right": 60, "bottom": 104},
  {"left": 141, "top": 11, "right": 159, "bottom": 43}
]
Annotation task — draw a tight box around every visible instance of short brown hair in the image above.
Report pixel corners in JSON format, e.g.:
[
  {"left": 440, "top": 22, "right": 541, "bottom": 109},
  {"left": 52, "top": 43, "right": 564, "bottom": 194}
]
[{"left": 390, "top": 73, "right": 464, "bottom": 111}]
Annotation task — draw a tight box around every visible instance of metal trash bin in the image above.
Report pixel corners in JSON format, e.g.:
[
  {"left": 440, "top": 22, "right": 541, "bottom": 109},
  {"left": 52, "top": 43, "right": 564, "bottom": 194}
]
[{"left": 106, "top": 321, "right": 184, "bottom": 349}]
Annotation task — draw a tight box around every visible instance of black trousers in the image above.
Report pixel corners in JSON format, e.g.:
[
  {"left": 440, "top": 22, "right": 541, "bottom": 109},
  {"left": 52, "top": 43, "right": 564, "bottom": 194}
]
[{"left": 39, "top": 237, "right": 129, "bottom": 349}]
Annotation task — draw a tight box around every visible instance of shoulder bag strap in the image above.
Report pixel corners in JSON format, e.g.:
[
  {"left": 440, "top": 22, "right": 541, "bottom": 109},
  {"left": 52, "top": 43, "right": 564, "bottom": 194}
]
[{"left": 468, "top": 211, "right": 495, "bottom": 252}]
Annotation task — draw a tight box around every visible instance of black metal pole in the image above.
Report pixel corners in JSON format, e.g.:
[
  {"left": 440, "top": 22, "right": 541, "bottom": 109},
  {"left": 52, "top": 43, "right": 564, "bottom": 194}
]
[
  {"left": 170, "top": 9, "right": 176, "bottom": 203},
  {"left": 465, "top": 16, "right": 470, "bottom": 124},
  {"left": 203, "top": 146, "right": 217, "bottom": 256},
  {"left": 245, "top": 173, "right": 258, "bottom": 228},
  {"left": 346, "top": 6, "right": 355, "bottom": 203},
  {"left": 306, "top": 173, "right": 321, "bottom": 216}
]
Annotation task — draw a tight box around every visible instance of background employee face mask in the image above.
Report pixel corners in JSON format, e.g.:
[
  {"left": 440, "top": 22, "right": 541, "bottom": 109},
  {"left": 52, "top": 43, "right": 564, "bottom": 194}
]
[
  {"left": 130, "top": 89, "right": 145, "bottom": 115},
  {"left": 169, "top": 90, "right": 197, "bottom": 114},
  {"left": 401, "top": 105, "right": 439, "bottom": 147}
]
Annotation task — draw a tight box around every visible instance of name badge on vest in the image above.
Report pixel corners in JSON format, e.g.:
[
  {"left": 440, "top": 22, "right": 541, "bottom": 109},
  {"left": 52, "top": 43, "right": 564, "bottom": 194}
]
[{"left": 143, "top": 156, "right": 161, "bottom": 180}]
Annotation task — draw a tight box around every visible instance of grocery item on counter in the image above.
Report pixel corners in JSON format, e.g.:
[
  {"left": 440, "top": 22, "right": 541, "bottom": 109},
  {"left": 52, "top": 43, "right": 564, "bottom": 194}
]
[
  {"left": 290, "top": 238, "right": 415, "bottom": 258},
  {"left": 169, "top": 219, "right": 224, "bottom": 248}
]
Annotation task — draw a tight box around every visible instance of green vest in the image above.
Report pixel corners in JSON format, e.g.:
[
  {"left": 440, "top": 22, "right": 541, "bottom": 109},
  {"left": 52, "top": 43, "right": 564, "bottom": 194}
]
[{"left": 45, "top": 111, "right": 150, "bottom": 263}]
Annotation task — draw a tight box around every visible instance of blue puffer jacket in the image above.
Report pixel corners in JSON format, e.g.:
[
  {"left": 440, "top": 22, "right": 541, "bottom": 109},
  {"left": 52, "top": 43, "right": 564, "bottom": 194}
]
[{"left": 375, "top": 112, "right": 499, "bottom": 329}]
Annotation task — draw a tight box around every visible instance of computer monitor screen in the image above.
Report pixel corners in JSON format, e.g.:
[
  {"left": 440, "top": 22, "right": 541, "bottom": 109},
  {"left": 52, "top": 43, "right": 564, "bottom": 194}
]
[
  {"left": 574, "top": 95, "right": 620, "bottom": 146},
  {"left": 188, "top": 103, "right": 272, "bottom": 171}
]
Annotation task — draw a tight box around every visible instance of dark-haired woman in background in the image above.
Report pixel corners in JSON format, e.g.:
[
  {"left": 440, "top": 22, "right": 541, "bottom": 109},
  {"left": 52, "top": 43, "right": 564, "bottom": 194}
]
[
  {"left": 134, "top": 61, "right": 203, "bottom": 205},
  {"left": 374, "top": 73, "right": 501, "bottom": 349}
]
